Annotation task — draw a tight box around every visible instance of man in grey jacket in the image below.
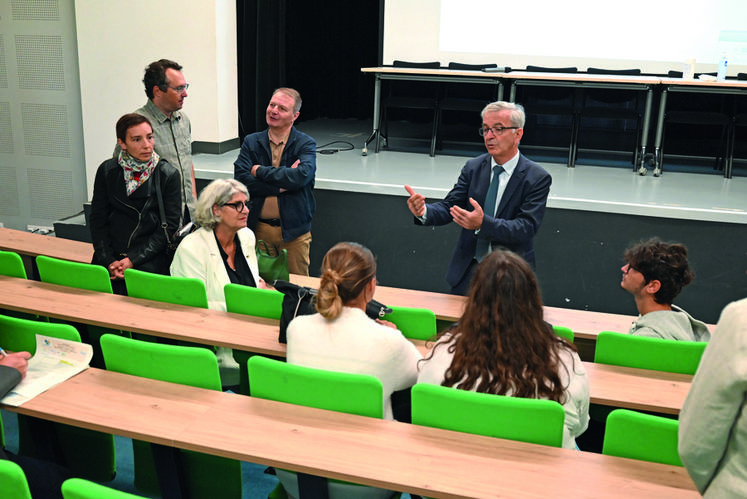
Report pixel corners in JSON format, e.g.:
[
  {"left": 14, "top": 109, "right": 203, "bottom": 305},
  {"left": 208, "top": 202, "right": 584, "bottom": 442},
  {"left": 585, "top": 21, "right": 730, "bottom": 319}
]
[{"left": 620, "top": 238, "right": 710, "bottom": 341}]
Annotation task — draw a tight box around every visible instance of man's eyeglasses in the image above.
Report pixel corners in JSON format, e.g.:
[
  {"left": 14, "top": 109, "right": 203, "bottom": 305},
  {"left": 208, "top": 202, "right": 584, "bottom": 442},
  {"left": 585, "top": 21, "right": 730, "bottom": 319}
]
[
  {"left": 170, "top": 84, "right": 189, "bottom": 93},
  {"left": 221, "top": 200, "right": 251, "bottom": 212},
  {"left": 479, "top": 125, "right": 519, "bottom": 137}
]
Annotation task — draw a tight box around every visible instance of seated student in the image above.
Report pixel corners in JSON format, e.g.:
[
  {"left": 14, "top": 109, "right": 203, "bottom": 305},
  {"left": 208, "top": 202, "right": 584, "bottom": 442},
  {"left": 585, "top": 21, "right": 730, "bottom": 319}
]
[
  {"left": 417, "top": 250, "right": 589, "bottom": 450},
  {"left": 620, "top": 238, "right": 710, "bottom": 341},
  {"left": 1, "top": 350, "right": 72, "bottom": 499},
  {"left": 679, "top": 297, "right": 747, "bottom": 496},
  {"left": 286, "top": 242, "right": 422, "bottom": 421},
  {"left": 170, "top": 178, "right": 266, "bottom": 384}
]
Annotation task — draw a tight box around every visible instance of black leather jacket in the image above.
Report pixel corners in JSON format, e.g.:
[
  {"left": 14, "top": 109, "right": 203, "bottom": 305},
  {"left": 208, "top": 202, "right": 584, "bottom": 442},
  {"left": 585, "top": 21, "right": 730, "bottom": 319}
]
[{"left": 89, "top": 158, "right": 181, "bottom": 275}]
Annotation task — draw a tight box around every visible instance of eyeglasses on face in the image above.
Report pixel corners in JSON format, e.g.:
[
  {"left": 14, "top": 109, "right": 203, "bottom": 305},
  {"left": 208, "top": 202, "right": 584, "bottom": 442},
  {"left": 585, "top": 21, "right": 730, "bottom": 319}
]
[
  {"left": 479, "top": 125, "right": 519, "bottom": 137},
  {"left": 169, "top": 84, "right": 189, "bottom": 93},
  {"left": 221, "top": 200, "right": 251, "bottom": 212}
]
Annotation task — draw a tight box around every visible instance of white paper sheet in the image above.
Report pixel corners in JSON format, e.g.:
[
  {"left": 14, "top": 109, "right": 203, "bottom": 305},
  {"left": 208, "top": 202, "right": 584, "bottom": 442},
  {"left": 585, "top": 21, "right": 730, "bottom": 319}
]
[{"left": 1, "top": 335, "right": 93, "bottom": 407}]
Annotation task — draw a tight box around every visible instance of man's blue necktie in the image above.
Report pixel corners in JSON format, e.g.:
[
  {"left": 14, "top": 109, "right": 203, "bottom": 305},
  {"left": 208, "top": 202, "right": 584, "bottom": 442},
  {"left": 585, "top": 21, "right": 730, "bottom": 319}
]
[{"left": 475, "top": 164, "right": 503, "bottom": 262}]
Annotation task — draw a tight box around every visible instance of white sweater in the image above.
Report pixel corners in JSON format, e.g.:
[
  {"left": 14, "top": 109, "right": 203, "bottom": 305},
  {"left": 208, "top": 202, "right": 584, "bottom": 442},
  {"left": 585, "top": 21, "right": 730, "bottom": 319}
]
[
  {"left": 170, "top": 227, "right": 261, "bottom": 311},
  {"left": 417, "top": 334, "right": 590, "bottom": 449},
  {"left": 287, "top": 307, "right": 422, "bottom": 420}
]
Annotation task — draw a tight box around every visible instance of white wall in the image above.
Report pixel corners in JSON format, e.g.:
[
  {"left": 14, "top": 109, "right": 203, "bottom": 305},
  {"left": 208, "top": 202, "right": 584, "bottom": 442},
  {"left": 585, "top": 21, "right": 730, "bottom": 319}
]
[{"left": 74, "top": 0, "right": 238, "bottom": 198}]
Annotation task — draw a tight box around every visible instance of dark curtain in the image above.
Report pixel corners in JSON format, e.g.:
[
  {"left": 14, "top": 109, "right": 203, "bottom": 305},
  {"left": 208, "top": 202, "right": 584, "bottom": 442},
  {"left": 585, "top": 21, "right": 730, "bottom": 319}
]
[{"left": 236, "top": 0, "right": 379, "bottom": 139}]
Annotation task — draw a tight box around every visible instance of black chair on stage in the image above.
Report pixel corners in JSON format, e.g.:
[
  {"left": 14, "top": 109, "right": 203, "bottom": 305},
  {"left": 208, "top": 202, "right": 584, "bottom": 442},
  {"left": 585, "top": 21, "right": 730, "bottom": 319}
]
[
  {"left": 377, "top": 60, "right": 441, "bottom": 157},
  {"left": 574, "top": 68, "right": 645, "bottom": 168},
  {"left": 659, "top": 70, "right": 733, "bottom": 176},
  {"left": 518, "top": 65, "right": 580, "bottom": 167},
  {"left": 434, "top": 62, "right": 501, "bottom": 153}
]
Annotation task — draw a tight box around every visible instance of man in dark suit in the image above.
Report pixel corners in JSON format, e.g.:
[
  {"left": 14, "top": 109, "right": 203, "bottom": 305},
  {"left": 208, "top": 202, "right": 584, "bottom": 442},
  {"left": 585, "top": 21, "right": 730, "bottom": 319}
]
[{"left": 405, "top": 101, "right": 551, "bottom": 295}]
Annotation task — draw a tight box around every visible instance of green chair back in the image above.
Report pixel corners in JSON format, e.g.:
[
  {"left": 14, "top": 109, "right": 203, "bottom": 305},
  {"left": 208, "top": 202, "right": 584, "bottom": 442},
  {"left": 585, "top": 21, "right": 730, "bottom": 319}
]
[
  {"left": 602, "top": 409, "right": 682, "bottom": 466},
  {"left": 124, "top": 268, "right": 208, "bottom": 308},
  {"left": 35, "top": 254, "right": 125, "bottom": 369},
  {"left": 100, "top": 334, "right": 240, "bottom": 498},
  {"left": 0, "top": 459, "right": 32, "bottom": 499},
  {"left": 62, "top": 478, "right": 148, "bottom": 499},
  {"left": 0, "top": 250, "right": 27, "bottom": 279},
  {"left": 411, "top": 383, "right": 566, "bottom": 447},
  {"left": 100, "top": 334, "right": 221, "bottom": 390},
  {"left": 248, "top": 356, "right": 383, "bottom": 418},
  {"left": 36, "top": 255, "right": 113, "bottom": 293},
  {"left": 0, "top": 314, "right": 115, "bottom": 482},
  {"left": 0, "top": 313, "right": 80, "bottom": 352},
  {"left": 595, "top": 331, "right": 706, "bottom": 374},
  {"left": 248, "top": 356, "right": 394, "bottom": 499},
  {"left": 553, "top": 325, "right": 574, "bottom": 343},
  {"left": 224, "top": 283, "right": 283, "bottom": 320},
  {"left": 387, "top": 305, "right": 437, "bottom": 341},
  {"left": 224, "top": 283, "right": 284, "bottom": 394}
]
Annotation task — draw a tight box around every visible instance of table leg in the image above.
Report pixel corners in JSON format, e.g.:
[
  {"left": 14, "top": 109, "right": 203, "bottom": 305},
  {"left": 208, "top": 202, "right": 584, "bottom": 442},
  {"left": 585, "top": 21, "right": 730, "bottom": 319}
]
[
  {"left": 637, "top": 88, "right": 654, "bottom": 174},
  {"left": 651, "top": 88, "right": 668, "bottom": 177},
  {"left": 151, "top": 443, "right": 187, "bottom": 499},
  {"left": 363, "top": 74, "right": 382, "bottom": 156}
]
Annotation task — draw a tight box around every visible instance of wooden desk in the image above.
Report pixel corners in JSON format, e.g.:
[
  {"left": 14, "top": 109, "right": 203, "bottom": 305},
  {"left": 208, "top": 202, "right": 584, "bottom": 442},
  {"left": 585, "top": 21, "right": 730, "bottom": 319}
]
[
  {"left": 5, "top": 368, "right": 698, "bottom": 498},
  {"left": 290, "top": 274, "right": 643, "bottom": 341},
  {"left": 653, "top": 77, "right": 747, "bottom": 178},
  {"left": 0, "top": 227, "right": 94, "bottom": 266},
  {"left": 360, "top": 67, "right": 658, "bottom": 170},
  {"left": 360, "top": 67, "right": 505, "bottom": 155},
  {"left": 0, "top": 276, "right": 691, "bottom": 414}
]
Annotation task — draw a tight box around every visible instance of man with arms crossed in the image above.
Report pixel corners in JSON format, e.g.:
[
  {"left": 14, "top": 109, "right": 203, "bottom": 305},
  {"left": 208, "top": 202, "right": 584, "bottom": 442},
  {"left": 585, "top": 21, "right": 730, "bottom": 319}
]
[
  {"left": 405, "top": 101, "right": 552, "bottom": 295},
  {"left": 234, "top": 88, "right": 316, "bottom": 276}
]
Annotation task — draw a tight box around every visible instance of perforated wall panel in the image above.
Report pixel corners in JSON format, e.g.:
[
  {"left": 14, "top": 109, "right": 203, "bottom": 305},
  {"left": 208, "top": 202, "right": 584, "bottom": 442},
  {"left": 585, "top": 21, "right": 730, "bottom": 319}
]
[
  {"left": 0, "top": 36, "right": 8, "bottom": 89},
  {"left": 16, "top": 35, "right": 65, "bottom": 91},
  {"left": 11, "top": 0, "right": 60, "bottom": 21},
  {"left": 27, "top": 167, "right": 74, "bottom": 219},
  {"left": 21, "top": 103, "right": 71, "bottom": 158},
  {"left": 0, "top": 165, "right": 21, "bottom": 217},
  {"left": 0, "top": 102, "right": 14, "bottom": 154}
]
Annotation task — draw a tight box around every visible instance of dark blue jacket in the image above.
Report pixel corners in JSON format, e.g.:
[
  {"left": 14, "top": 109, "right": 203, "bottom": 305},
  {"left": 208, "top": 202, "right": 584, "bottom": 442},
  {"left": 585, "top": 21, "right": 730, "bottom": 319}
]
[
  {"left": 234, "top": 127, "right": 316, "bottom": 241},
  {"left": 417, "top": 153, "right": 551, "bottom": 288}
]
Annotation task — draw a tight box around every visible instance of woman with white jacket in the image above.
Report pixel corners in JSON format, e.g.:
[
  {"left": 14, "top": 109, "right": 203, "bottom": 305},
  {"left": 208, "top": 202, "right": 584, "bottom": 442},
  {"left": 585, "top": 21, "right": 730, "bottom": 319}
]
[{"left": 171, "top": 178, "right": 266, "bottom": 384}]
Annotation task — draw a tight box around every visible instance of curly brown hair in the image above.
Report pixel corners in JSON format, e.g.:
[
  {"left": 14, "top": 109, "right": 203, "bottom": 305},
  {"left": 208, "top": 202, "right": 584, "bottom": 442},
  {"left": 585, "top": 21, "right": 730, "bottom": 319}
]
[
  {"left": 315, "top": 242, "right": 376, "bottom": 320},
  {"left": 427, "top": 250, "right": 575, "bottom": 403},
  {"left": 623, "top": 238, "right": 694, "bottom": 305}
]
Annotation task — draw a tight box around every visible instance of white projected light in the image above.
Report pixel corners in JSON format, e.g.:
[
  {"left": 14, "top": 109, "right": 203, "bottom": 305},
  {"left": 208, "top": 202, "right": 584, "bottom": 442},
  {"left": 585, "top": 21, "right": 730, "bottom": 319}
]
[{"left": 383, "top": 0, "right": 747, "bottom": 72}]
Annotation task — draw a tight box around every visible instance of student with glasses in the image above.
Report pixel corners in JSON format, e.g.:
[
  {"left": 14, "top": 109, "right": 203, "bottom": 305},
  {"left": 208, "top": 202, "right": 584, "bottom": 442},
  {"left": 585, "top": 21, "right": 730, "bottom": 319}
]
[
  {"left": 405, "top": 101, "right": 552, "bottom": 295},
  {"left": 171, "top": 178, "right": 267, "bottom": 384}
]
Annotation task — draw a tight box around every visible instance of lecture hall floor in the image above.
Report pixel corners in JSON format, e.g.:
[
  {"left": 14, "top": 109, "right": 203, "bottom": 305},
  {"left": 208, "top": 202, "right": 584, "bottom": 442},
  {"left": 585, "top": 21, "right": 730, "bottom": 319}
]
[{"left": 195, "top": 118, "right": 747, "bottom": 226}]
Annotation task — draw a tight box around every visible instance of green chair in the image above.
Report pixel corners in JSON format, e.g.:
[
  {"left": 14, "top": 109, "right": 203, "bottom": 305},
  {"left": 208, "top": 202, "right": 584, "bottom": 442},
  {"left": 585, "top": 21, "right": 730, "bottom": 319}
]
[
  {"left": 35, "top": 254, "right": 126, "bottom": 368},
  {"left": 248, "top": 356, "right": 400, "bottom": 499},
  {"left": 100, "top": 334, "right": 241, "bottom": 499},
  {"left": 553, "top": 325, "right": 574, "bottom": 343},
  {"left": 387, "top": 305, "right": 437, "bottom": 340},
  {"left": 123, "top": 268, "right": 208, "bottom": 308},
  {"left": 411, "top": 383, "right": 566, "bottom": 447},
  {"left": 61, "top": 478, "right": 148, "bottom": 499},
  {"left": 224, "top": 283, "right": 284, "bottom": 394},
  {"left": 0, "top": 251, "right": 38, "bottom": 321},
  {"left": 602, "top": 409, "right": 682, "bottom": 466},
  {"left": 123, "top": 269, "right": 214, "bottom": 355},
  {"left": 0, "top": 459, "right": 32, "bottom": 499},
  {"left": 0, "top": 250, "right": 27, "bottom": 278},
  {"left": 0, "top": 313, "right": 117, "bottom": 482},
  {"left": 594, "top": 331, "right": 706, "bottom": 375}
]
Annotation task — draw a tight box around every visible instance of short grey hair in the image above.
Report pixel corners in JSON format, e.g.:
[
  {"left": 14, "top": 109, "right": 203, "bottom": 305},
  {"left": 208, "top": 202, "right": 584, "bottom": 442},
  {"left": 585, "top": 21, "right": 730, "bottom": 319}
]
[
  {"left": 194, "top": 179, "right": 249, "bottom": 230},
  {"left": 481, "top": 101, "right": 526, "bottom": 128}
]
